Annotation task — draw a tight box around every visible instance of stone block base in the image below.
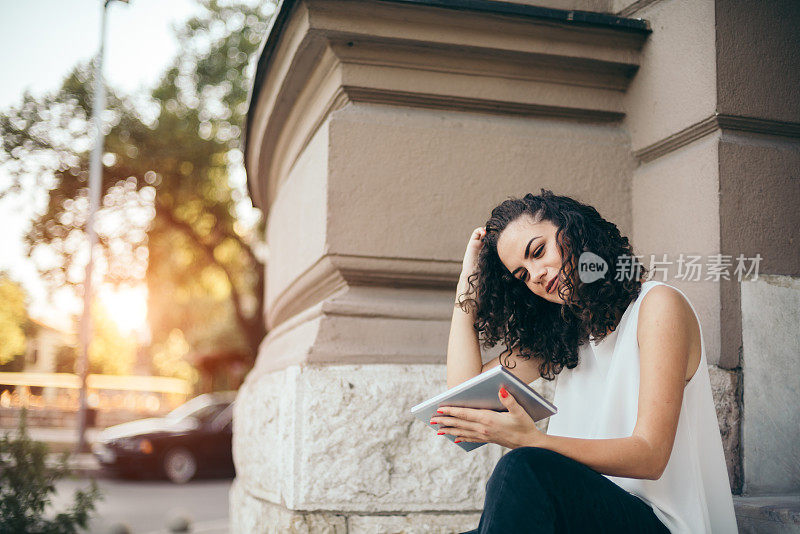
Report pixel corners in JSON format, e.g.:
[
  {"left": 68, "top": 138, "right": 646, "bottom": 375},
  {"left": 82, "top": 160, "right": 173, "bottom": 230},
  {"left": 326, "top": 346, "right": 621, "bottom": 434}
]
[
  {"left": 734, "top": 495, "right": 800, "bottom": 534},
  {"left": 230, "top": 477, "right": 482, "bottom": 533},
  {"left": 230, "top": 478, "right": 348, "bottom": 533},
  {"left": 708, "top": 365, "right": 742, "bottom": 492}
]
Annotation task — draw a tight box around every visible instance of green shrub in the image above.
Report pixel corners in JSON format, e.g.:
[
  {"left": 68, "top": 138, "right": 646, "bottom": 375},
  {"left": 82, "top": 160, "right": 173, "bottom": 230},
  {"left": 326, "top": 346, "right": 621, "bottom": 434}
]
[{"left": 0, "top": 408, "right": 102, "bottom": 533}]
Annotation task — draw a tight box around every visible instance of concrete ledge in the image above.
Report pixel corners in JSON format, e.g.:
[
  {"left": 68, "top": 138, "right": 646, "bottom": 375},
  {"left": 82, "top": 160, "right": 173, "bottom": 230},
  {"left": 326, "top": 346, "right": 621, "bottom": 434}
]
[{"left": 734, "top": 495, "right": 800, "bottom": 534}]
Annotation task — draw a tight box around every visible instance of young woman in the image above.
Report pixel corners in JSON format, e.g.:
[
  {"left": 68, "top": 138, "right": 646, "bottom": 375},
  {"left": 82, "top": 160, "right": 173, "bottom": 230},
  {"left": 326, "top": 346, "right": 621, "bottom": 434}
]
[{"left": 430, "top": 190, "right": 737, "bottom": 533}]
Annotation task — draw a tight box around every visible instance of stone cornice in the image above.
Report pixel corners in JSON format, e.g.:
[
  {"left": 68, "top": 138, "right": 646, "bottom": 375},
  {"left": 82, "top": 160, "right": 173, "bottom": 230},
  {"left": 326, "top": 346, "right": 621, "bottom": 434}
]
[
  {"left": 634, "top": 113, "right": 800, "bottom": 163},
  {"left": 389, "top": 0, "right": 650, "bottom": 32},
  {"left": 245, "top": 0, "right": 649, "bottom": 213},
  {"left": 342, "top": 86, "right": 625, "bottom": 121},
  {"left": 266, "top": 252, "right": 461, "bottom": 330}
]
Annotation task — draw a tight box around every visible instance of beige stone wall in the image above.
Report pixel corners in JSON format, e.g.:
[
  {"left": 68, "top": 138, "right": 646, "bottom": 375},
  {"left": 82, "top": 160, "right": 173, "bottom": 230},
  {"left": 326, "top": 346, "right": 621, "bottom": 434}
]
[
  {"left": 239, "top": 0, "right": 799, "bottom": 529},
  {"left": 715, "top": 0, "right": 800, "bottom": 125},
  {"left": 325, "top": 104, "right": 635, "bottom": 285},
  {"left": 715, "top": 0, "right": 800, "bottom": 379},
  {"left": 239, "top": 0, "right": 649, "bottom": 529}
]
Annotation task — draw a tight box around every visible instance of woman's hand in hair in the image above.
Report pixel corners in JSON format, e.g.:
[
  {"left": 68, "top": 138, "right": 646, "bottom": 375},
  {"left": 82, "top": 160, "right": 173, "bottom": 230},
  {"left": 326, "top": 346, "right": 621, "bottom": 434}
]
[
  {"left": 461, "top": 226, "right": 485, "bottom": 280},
  {"left": 430, "top": 386, "right": 545, "bottom": 450},
  {"left": 456, "top": 227, "right": 485, "bottom": 303}
]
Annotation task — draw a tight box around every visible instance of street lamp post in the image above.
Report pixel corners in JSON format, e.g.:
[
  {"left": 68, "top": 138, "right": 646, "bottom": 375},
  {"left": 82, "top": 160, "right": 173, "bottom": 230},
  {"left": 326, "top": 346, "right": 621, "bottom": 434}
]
[{"left": 76, "top": 0, "right": 129, "bottom": 455}]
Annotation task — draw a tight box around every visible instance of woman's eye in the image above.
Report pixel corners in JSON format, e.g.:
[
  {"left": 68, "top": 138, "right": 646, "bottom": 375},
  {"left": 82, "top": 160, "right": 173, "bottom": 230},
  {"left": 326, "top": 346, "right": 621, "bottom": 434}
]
[{"left": 534, "top": 245, "right": 544, "bottom": 258}]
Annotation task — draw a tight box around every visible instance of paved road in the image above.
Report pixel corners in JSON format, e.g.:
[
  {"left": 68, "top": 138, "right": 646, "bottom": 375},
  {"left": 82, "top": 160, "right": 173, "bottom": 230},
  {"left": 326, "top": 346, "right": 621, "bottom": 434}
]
[{"left": 52, "top": 475, "right": 232, "bottom": 534}]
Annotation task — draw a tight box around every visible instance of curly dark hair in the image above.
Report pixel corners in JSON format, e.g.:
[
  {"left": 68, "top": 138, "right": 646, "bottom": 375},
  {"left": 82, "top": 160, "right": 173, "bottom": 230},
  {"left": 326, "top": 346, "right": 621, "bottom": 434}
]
[{"left": 457, "top": 189, "right": 647, "bottom": 381}]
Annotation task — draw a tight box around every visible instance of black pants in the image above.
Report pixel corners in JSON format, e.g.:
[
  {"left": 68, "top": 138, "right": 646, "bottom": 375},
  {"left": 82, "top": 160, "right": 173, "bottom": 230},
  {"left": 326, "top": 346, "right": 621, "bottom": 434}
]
[{"left": 460, "top": 447, "right": 671, "bottom": 534}]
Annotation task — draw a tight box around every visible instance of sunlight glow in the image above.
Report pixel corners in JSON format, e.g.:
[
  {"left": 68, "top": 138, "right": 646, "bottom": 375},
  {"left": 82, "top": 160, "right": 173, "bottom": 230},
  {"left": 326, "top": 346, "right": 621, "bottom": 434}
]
[{"left": 98, "top": 284, "right": 148, "bottom": 336}]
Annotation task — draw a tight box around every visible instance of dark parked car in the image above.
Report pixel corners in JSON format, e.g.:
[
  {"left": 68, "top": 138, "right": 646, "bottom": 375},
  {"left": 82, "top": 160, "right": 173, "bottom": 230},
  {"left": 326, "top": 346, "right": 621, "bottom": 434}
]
[{"left": 92, "top": 391, "right": 237, "bottom": 483}]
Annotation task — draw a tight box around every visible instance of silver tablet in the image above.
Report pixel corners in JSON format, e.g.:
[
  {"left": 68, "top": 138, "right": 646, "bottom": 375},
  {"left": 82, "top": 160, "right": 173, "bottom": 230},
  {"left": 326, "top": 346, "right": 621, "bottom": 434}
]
[{"left": 410, "top": 365, "right": 557, "bottom": 452}]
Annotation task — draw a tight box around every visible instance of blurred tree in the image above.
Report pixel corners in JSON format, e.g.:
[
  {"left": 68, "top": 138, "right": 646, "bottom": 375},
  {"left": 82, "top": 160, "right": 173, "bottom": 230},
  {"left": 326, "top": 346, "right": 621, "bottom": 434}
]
[
  {"left": 0, "top": 1, "right": 274, "bottom": 367},
  {"left": 0, "top": 273, "right": 27, "bottom": 366}
]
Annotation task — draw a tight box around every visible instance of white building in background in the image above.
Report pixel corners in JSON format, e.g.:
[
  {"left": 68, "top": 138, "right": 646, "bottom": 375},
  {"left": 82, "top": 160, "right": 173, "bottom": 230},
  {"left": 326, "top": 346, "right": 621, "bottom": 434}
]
[{"left": 24, "top": 317, "right": 75, "bottom": 374}]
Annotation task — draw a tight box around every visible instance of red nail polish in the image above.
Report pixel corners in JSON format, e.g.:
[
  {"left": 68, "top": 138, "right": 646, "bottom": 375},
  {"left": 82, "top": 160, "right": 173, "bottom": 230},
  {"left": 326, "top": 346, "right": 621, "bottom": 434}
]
[
  {"left": 454, "top": 440, "right": 461, "bottom": 443},
  {"left": 500, "top": 386, "right": 508, "bottom": 398},
  {"left": 437, "top": 432, "right": 445, "bottom": 435},
  {"left": 436, "top": 410, "right": 443, "bottom": 414}
]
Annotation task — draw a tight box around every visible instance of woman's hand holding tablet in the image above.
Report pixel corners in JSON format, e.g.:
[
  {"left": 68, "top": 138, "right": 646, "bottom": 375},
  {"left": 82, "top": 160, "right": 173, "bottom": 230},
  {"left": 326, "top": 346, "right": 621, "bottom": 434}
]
[{"left": 410, "top": 365, "right": 556, "bottom": 452}]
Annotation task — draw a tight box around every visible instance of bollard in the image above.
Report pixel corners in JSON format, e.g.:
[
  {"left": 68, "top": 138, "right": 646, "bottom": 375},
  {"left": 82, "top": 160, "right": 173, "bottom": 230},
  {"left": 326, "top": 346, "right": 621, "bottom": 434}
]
[
  {"left": 166, "top": 510, "right": 192, "bottom": 533},
  {"left": 107, "top": 522, "right": 131, "bottom": 534}
]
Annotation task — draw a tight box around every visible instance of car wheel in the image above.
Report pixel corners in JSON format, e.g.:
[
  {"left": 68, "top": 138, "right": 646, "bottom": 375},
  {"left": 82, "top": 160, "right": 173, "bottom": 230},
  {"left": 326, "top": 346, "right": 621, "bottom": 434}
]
[{"left": 162, "top": 446, "right": 197, "bottom": 484}]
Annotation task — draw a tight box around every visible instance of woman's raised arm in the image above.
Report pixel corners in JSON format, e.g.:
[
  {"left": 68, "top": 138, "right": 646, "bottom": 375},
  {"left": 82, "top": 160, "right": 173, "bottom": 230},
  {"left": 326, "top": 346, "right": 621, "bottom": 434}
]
[
  {"left": 447, "top": 294, "right": 544, "bottom": 388},
  {"left": 446, "top": 268, "right": 485, "bottom": 389},
  {"left": 446, "top": 227, "right": 543, "bottom": 388}
]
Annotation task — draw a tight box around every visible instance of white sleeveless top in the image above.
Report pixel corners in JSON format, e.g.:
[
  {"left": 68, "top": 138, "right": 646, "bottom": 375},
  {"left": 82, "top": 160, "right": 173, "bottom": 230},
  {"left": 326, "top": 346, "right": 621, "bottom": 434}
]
[{"left": 546, "top": 281, "right": 738, "bottom": 533}]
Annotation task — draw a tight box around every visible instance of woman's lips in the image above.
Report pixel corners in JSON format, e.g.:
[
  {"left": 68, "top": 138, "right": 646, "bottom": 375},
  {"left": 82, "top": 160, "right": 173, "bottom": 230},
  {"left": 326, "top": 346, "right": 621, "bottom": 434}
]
[{"left": 547, "top": 277, "right": 557, "bottom": 293}]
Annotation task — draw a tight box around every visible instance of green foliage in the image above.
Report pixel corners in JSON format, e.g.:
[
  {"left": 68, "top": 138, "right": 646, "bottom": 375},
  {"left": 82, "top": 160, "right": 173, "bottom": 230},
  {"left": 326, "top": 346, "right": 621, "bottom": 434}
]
[
  {"left": 0, "top": 408, "right": 102, "bottom": 533},
  {"left": 0, "top": 1, "right": 275, "bottom": 363},
  {"left": 0, "top": 273, "right": 28, "bottom": 366}
]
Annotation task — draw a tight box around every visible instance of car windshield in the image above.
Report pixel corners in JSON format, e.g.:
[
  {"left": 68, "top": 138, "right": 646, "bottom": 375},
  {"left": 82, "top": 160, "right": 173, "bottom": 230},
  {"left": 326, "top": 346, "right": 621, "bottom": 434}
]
[
  {"left": 165, "top": 396, "right": 230, "bottom": 424},
  {"left": 210, "top": 403, "right": 234, "bottom": 431}
]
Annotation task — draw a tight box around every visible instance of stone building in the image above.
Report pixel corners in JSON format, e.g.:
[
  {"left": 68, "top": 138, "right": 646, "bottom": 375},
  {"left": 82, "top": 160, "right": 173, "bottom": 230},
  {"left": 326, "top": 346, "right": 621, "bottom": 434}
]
[{"left": 235, "top": 0, "right": 800, "bottom": 531}]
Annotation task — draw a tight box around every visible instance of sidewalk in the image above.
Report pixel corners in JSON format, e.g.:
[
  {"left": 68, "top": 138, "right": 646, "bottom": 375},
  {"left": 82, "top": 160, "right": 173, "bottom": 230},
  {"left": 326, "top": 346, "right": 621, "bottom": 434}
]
[
  {"left": 2, "top": 426, "right": 104, "bottom": 477},
  {"left": 26, "top": 426, "right": 102, "bottom": 448},
  {"left": 46, "top": 452, "right": 103, "bottom": 478}
]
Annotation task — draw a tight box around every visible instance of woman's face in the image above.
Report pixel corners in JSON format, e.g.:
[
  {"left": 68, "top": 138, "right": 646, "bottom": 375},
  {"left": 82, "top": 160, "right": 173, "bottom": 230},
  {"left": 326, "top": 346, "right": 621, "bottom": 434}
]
[{"left": 496, "top": 215, "right": 569, "bottom": 304}]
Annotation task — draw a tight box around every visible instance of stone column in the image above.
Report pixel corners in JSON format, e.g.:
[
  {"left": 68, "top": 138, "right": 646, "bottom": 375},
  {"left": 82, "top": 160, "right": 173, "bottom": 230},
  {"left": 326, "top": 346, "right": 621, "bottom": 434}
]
[
  {"left": 618, "top": 0, "right": 800, "bottom": 528},
  {"left": 714, "top": 2, "right": 800, "bottom": 530},
  {"left": 620, "top": 0, "right": 745, "bottom": 488},
  {"left": 236, "top": 0, "right": 647, "bottom": 531}
]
